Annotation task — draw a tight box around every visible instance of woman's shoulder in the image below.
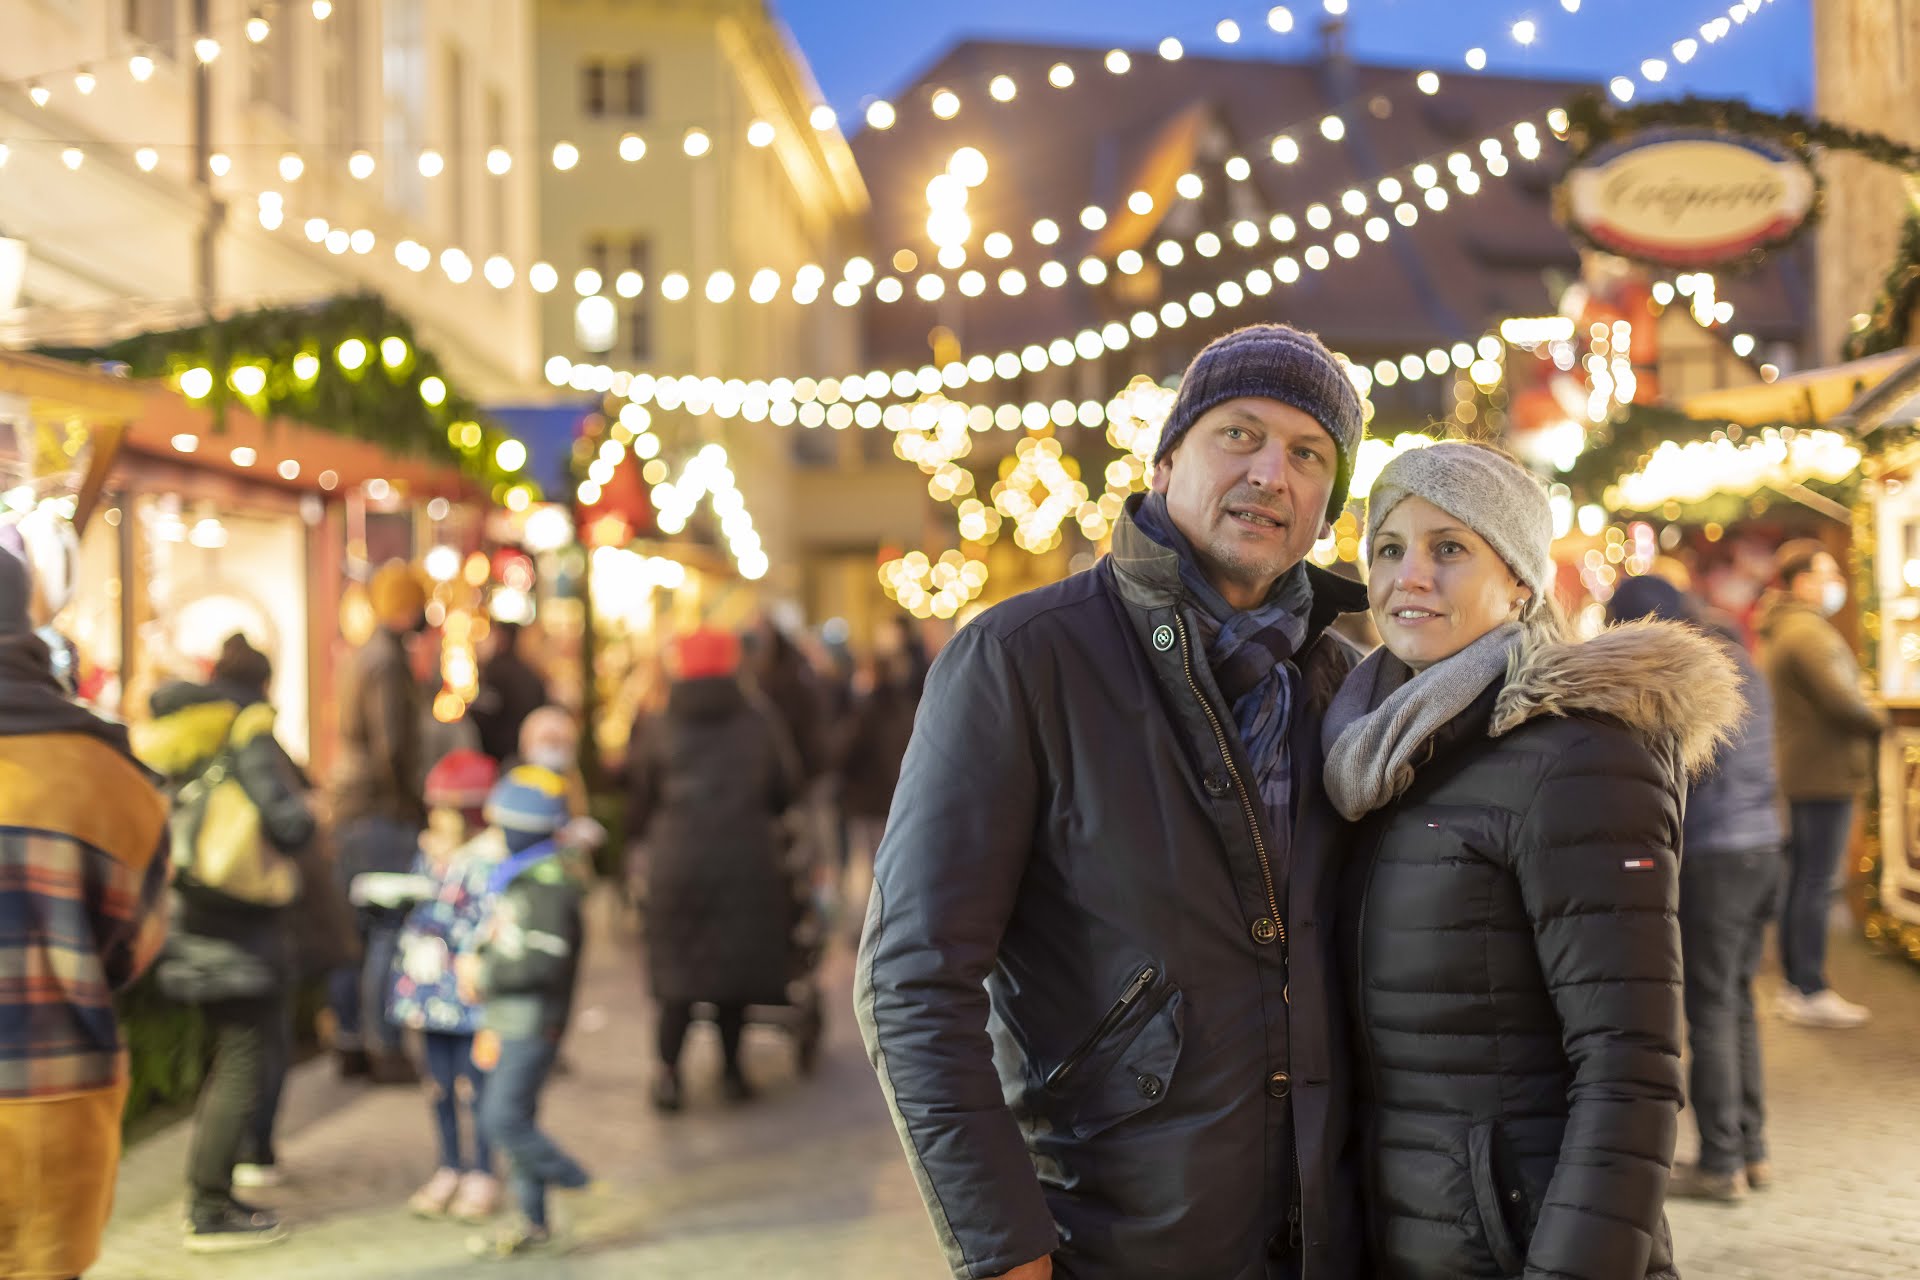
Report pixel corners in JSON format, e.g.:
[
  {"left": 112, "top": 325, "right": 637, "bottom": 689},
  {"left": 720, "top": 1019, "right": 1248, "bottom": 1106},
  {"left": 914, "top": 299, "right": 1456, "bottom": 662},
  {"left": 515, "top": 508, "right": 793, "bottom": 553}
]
[{"left": 1490, "top": 617, "right": 1744, "bottom": 782}]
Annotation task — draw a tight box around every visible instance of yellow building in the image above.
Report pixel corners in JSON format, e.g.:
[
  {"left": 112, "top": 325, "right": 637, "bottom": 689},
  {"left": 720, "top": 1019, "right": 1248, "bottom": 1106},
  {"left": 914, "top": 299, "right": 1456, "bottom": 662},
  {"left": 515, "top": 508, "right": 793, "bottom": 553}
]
[{"left": 532, "top": 0, "right": 915, "bottom": 627}]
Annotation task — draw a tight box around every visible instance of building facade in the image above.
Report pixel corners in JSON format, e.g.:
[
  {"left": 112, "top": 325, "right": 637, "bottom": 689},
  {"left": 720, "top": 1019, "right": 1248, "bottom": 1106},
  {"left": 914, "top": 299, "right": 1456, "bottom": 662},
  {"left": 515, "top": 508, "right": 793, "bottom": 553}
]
[
  {"left": 1814, "top": 0, "right": 1920, "bottom": 363},
  {"left": 531, "top": 0, "right": 890, "bottom": 617},
  {"left": 1, "top": 0, "right": 542, "bottom": 398}
]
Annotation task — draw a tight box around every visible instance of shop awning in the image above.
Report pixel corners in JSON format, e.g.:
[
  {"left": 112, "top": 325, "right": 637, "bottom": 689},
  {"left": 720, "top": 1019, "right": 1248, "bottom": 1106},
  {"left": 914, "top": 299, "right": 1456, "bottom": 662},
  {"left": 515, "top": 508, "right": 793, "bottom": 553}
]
[
  {"left": 1829, "top": 351, "right": 1920, "bottom": 435},
  {"left": 1679, "top": 349, "right": 1917, "bottom": 427},
  {"left": 0, "top": 350, "right": 146, "bottom": 529}
]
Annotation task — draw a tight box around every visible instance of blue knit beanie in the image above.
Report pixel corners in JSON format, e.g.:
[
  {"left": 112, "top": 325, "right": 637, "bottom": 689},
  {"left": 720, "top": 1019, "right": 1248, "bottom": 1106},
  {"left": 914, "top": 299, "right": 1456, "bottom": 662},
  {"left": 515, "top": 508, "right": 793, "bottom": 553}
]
[
  {"left": 1153, "top": 324, "right": 1366, "bottom": 516},
  {"left": 485, "top": 765, "right": 572, "bottom": 853}
]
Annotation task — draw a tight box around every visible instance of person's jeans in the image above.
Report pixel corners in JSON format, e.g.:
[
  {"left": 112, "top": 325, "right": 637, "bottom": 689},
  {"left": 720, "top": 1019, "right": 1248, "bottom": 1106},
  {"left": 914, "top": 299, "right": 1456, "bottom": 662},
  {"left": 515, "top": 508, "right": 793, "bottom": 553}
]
[
  {"left": 423, "top": 1031, "right": 493, "bottom": 1173},
  {"left": 187, "top": 997, "right": 274, "bottom": 1214},
  {"left": 327, "top": 815, "right": 419, "bottom": 1056},
  {"left": 1781, "top": 799, "right": 1854, "bottom": 996},
  {"left": 657, "top": 1000, "right": 746, "bottom": 1075},
  {"left": 478, "top": 1033, "right": 587, "bottom": 1229},
  {"left": 236, "top": 993, "right": 293, "bottom": 1168},
  {"left": 1679, "top": 847, "right": 1781, "bottom": 1175}
]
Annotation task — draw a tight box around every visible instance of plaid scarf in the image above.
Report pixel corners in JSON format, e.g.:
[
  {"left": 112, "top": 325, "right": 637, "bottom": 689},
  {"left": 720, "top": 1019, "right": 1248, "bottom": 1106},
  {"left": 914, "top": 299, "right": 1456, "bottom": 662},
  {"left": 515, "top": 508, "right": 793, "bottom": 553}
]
[{"left": 1134, "top": 494, "right": 1312, "bottom": 840}]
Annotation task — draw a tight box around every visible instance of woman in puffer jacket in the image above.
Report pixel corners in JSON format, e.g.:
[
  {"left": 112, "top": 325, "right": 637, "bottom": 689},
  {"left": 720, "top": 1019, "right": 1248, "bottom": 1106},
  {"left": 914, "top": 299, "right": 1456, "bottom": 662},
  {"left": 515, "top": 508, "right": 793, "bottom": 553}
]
[{"left": 1325, "top": 444, "right": 1743, "bottom": 1280}]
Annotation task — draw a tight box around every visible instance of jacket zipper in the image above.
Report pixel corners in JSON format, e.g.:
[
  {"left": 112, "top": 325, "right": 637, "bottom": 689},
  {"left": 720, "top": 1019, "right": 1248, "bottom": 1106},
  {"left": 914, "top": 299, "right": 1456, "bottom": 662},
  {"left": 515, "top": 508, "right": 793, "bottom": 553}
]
[
  {"left": 1173, "top": 616, "right": 1284, "bottom": 941},
  {"left": 1045, "top": 964, "right": 1157, "bottom": 1090},
  {"left": 1175, "top": 615, "right": 1302, "bottom": 1276}
]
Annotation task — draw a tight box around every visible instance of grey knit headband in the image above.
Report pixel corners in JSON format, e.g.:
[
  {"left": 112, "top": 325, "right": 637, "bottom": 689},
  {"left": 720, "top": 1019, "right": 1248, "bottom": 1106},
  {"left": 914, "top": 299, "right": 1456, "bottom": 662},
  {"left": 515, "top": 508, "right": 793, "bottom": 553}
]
[{"left": 1364, "top": 442, "right": 1554, "bottom": 610}]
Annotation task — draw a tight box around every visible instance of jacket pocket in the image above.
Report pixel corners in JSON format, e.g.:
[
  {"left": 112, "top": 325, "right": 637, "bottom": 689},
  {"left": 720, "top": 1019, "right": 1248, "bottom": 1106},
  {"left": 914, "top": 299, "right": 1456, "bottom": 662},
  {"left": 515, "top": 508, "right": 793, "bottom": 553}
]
[
  {"left": 1467, "top": 1120, "right": 1527, "bottom": 1277},
  {"left": 1044, "top": 965, "right": 1184, "bottom": 1140}
]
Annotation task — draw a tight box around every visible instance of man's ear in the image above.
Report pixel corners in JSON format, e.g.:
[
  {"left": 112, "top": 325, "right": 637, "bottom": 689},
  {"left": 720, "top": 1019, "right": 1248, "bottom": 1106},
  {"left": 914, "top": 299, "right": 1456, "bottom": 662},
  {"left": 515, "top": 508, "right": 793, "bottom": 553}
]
[{"left": 1150, "top": 457, "right": 1172, "bottom": 494}]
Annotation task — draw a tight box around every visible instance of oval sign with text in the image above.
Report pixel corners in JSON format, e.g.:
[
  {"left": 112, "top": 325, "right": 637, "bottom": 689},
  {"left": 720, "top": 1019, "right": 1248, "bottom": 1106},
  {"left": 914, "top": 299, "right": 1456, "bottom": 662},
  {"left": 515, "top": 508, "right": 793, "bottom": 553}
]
[{"left": 1564, "top": 128, "right": 1815, "bottom": 268}]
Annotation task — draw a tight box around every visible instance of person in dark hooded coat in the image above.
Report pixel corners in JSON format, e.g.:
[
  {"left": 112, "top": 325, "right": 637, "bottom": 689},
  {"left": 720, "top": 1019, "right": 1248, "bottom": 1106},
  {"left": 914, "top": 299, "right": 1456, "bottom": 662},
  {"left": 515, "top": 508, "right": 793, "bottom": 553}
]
[
  {"left": 628, "top": 626, "right": 799, "bottom": 1111},
  {"left": 1328, "top": 444, "right": 1744, "bottom": 1280}
]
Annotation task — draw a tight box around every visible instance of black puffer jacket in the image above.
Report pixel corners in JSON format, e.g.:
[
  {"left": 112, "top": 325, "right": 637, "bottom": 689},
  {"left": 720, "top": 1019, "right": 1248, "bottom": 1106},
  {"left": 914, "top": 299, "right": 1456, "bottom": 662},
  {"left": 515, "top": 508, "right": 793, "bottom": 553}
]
[
  {"left": 858, "top": 504, "right": 1370, "bottom": 1280},
  {"left": 1342, "top": 620, "right": 1744, "bottom": 1280},
  {"left": 630, "top": 676, "right": 800, "bottom": 1006}
]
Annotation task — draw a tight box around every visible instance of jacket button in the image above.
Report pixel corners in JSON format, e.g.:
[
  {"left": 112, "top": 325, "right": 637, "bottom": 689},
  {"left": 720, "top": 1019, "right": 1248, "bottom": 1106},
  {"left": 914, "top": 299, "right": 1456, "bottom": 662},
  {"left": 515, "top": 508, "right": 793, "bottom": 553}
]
[
  {"left": 1251, "top": 917, "right": 1278, "bottom": 945},
  {"left": 1508, "top": 1190, "right": 1523, "bottom": 1203},
  {"left": 1136, "top": 1073, "right": 1164, "bottom": 1100},
  {"left": 1267, "top": 1071, "right": 1291, "bottom": 1099},
  {"left": 1204, "top": 773, "right": 1229, "bottom": 797}
]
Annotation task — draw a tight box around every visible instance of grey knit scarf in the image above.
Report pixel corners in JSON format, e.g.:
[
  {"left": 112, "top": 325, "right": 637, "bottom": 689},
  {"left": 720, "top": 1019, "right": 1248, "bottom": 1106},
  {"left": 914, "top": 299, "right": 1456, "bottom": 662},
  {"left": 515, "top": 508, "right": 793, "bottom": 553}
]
[{"left": 1320, "top": 621, "right": 1523, "bottom": 820}]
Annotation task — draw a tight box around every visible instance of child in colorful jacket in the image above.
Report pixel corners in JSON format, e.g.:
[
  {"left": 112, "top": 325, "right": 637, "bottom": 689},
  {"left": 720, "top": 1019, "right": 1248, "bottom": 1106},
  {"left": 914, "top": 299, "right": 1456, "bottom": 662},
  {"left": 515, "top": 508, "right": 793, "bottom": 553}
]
[{"left": 389, "top": 749, "right": 504, "bottom": 1222}]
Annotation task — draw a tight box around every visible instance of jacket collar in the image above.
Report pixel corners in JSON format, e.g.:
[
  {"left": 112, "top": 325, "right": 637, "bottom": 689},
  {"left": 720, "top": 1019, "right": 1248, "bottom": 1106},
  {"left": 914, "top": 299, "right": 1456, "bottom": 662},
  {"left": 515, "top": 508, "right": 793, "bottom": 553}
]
[{"left": 1109, "top": 492, "right": 1367, "bottom": 650}]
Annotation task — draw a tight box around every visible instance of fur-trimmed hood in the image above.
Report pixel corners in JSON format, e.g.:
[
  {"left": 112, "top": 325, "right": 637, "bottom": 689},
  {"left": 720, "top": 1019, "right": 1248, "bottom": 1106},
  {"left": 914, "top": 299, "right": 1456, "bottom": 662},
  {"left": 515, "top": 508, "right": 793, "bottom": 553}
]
[{"left": 1490, "top": 617, "right": 1745, "bottom": 778}]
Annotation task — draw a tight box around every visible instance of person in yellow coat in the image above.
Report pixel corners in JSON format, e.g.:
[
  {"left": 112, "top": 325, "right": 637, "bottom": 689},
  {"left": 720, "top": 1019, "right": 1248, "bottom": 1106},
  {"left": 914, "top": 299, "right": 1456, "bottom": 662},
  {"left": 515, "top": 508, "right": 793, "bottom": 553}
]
[{"left": 0, "top": 523, "right": 170, "bottom": 1280}]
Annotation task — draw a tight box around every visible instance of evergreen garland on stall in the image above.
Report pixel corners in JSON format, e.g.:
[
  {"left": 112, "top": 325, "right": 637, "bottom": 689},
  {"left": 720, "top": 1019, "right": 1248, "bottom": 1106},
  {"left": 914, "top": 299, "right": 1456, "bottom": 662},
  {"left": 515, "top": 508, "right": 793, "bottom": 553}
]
[
  {"left": 1842, "top": 207, "right": 1920, "bottom": 361},
  {"left": 42, "top": 294, "right": 535, "bottom": 499}
]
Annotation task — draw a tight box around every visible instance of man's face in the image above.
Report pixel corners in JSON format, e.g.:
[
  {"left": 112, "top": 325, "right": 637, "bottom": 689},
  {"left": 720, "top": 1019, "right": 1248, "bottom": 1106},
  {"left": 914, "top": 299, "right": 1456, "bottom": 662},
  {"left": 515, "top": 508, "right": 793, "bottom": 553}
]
[
  {"left": 1791, "top": 552, "right": 1845, "bottom": 609},
  {"left": 1151, "top": 397, "right": 1337, "bottom": 610}
]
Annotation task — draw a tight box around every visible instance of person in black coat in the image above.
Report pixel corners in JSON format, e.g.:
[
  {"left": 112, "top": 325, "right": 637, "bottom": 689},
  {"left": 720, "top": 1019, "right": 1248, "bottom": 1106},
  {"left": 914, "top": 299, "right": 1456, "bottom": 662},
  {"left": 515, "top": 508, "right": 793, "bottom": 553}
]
[
  {"left": 468, "top": 622, "right": 551, "bottom": 766},
  {"left": 628, "top": 626, "right": 799, "bottom": 1112},
  {"left": 1608, "top": 574, "right": 1786, "bottom": 1202},
  {"left": 134, "top": 634, "right": 315, "bottom": 1251},
  {"left": 1325, "top": 444, "right": 1743, "bottom": 1280}
]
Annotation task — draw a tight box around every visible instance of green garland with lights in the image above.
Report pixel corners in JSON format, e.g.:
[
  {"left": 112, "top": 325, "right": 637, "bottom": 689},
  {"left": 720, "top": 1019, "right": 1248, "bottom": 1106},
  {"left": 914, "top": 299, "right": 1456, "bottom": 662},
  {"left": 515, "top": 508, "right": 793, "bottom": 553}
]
[
  {"left": 42, "top": 293, "right": 535, "bottom": 498},
  {"left": 1558, "top": 402, "right": 1741, "bottom": 500},
  {"left": 1842, "top": 207, "right": 1920, "bottom": 361}
]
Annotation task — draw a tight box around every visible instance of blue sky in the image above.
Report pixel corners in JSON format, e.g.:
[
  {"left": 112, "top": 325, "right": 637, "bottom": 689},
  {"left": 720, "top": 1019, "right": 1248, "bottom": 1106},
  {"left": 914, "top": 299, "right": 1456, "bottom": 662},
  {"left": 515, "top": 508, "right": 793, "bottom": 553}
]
[{"left": 779, "top": 0, "right": 1814, "bottom": 117}]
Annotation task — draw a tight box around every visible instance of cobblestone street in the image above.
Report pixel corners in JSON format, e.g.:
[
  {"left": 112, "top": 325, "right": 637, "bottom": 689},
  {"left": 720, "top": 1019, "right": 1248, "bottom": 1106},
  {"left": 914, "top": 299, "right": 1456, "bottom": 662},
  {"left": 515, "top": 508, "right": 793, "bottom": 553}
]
[{"left": 92, "top": 898, "right": 1920, "bottom": 1279}]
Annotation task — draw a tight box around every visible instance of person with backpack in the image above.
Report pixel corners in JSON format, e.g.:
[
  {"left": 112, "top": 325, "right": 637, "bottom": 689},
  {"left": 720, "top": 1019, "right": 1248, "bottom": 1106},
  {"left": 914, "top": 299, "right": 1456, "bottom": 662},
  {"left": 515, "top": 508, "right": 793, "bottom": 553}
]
[{"left": 134, "top": 634, "right": 314, "bottom": 1252}]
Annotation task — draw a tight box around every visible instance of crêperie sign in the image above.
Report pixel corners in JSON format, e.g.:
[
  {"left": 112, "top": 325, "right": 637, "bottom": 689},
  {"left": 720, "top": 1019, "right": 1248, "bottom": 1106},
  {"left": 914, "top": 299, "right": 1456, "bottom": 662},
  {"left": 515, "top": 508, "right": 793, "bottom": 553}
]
[{"left": 1563, "top": 127, "right": 1815, "bottom": 268}]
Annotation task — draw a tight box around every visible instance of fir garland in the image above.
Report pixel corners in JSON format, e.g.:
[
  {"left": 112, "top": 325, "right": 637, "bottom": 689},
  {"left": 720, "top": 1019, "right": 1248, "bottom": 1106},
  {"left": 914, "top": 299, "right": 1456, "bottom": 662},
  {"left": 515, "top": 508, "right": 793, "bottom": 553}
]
[
  {"left": 1565, "top": 94, "right": 1920, "bottom": 173},
  {"left": 1842, "top": 207, "right": 1920, "bottom": 360},
  {"left": 41, "top": 294, "right": 535, "bottom": 499}
]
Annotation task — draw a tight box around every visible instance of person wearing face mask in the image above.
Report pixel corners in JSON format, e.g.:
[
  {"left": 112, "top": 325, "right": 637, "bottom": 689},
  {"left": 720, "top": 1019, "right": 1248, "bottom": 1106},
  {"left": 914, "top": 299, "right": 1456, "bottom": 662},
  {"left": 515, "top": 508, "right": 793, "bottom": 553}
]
[
  {"left": 1327, "top": 442, "right": 1744, "bottom": 1280},
  {"left": 1755, "top": 540, "right": 1887, "bottom": 1028}
]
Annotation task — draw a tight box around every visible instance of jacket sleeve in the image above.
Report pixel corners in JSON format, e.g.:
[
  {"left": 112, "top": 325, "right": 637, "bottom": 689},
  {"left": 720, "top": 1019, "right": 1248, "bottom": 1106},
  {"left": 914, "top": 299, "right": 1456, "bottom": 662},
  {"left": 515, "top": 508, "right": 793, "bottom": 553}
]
[
  {"left": 100, "top": 829, "right": 170, "bottom": 992},
  {"left": 478, "top": 883, "right": 577, "bottom": 997},
  {"left": 232, "top": 719, "right": 318, "bottom": 853},
  {"left": 1786, "top": 621, "right": 1887, "bottom": 739},
  {"left": 1510, "top": 727, "right": 1685, "bottom": 1280},
  {"left": 854, "top": 624, "right": 1057, "bottom": 1280}
]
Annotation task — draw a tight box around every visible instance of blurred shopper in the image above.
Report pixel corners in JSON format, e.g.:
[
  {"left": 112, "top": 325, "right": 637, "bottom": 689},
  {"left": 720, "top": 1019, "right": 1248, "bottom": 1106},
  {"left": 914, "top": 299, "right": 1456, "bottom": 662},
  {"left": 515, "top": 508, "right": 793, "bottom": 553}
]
[
  {"left": 860, "top": 326, "right": 1373, "bottom": 1279},
  {"left": 1610, "top": 576, "right": 1784, "bottom": 1202},
  {"left": 464, "top": 767, "right": 592, "bottom": 1258},
  {"left": 0, "top": 525, "right": 170, "bottom": 1280},
  {"left": 1331, "top": 444, "right": 1737, "bottom": 1279},
  {"left": 137, "top": 634, "right": 314, "bottom": 1252},
  {"left": 1757, "top": 540, "right": 1887, "bottom": 1028},
  {"left": 470, "top": 622, "right": 550, "bottom": 767},
  {"left": 630, "top": 627, "right": 800, "bottom": 1112},
  {"left": 749, "top": 619, "right": 827, "bottom": 782},
  {"left": 330, "top": 560, "right": 431, "bottom": 1081},
  {"left": 390, "top": 749, "right": 504, "bottom": 1222},
  {"left": 832, "top": 651, "right": 917, "bottom": 913}
]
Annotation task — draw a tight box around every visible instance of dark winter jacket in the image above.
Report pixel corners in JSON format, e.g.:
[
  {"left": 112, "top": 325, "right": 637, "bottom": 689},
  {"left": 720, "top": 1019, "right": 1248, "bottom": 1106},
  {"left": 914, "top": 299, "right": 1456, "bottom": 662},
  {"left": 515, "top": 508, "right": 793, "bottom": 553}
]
[
  {"left": 754, "top": 633, "right": 828, "bottom": 781},
  {"left": 834, "top": 679, "right": 917, "bottom": 820},
  {"left": 1685, "top": 622, "right": 1785, "bottom": 855},
  {"left": 470, "top": 649, "right": 549, "bottom": 765},
  {"left": 332, "top": 627, "right": 427, "bottom": 828},
  {"left": 1756, "top": 594, "right": 1886, "bottom": 799},
  {"left": 857, "top": 503, "right": 1370, "bottom": 1280},
  {"left": 630, "top": 677, "right": 799, "bottom": 1006},
  {"left": 136, "top": 681, "right": 313, "bottom": 1000},
  {"left": 475, "top": 843, "right": 585, "bottom": 1039},
  {"left": 1342, "top": 619, "right": 1744, "bottom": 1280}
]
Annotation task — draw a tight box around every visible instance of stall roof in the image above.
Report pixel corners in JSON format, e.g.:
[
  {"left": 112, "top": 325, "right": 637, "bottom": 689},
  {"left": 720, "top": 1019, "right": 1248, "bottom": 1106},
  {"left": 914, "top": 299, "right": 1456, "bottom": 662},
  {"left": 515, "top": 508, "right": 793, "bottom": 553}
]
[
  {"left": 1679, "top": 349, "right": 1917, "bottom": 427},
  {"left": 0, "top": 350, "right": 146, "bottom": 420}
]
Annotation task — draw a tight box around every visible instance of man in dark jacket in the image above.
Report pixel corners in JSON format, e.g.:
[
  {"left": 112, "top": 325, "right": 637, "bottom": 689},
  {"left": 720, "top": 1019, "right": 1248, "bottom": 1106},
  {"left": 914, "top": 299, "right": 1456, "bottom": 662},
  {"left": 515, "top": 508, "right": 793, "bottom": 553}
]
[
  {"left": 858, "top": 325, "right": 1370, "bottom": 1280},
  {"left": 329, "top": 560, "right": 430, "bottom": 1080},
  {"left": 469, "top": 621, "right": 550, "bottom": 766},
  {"left": 1610, "top": 577, "right": 1784, "bottom": 1202}
]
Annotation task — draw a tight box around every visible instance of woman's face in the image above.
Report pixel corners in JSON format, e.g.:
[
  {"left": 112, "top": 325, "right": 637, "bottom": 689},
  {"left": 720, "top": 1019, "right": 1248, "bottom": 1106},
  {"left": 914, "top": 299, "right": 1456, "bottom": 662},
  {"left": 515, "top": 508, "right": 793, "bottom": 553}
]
[{"left": 1368, "top": 495, "right": 1531, "bottom": 672}]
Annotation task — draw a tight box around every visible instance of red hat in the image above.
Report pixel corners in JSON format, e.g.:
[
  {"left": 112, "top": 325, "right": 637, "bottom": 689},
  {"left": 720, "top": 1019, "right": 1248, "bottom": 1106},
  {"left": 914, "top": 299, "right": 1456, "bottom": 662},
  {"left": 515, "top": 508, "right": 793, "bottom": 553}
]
[
  {"left": 671, "top": 626, "right": 741, "bottom": 680},
  {"left": 425, "top": 749, "right": 498, "bottom": 812}
]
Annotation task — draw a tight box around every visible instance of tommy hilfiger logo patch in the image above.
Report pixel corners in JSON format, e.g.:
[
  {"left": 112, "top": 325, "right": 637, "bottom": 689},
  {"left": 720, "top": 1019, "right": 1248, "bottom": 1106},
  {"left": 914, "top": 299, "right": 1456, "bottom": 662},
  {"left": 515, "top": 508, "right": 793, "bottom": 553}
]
[{"left": 1623, "top": 858, "right": 1657, "bottom": 871}]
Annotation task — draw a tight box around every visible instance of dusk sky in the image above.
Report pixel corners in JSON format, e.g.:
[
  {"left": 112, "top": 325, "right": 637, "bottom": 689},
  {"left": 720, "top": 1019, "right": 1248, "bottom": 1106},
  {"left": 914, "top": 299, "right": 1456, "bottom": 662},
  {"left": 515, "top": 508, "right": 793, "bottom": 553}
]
[{"left": 781, "top": 0, "right": 1814, "bottom": 120}]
